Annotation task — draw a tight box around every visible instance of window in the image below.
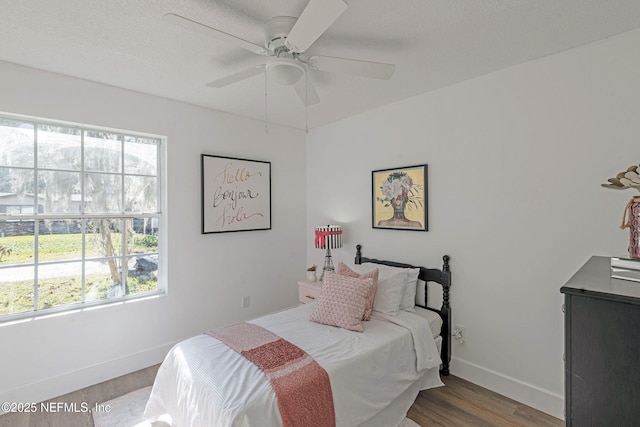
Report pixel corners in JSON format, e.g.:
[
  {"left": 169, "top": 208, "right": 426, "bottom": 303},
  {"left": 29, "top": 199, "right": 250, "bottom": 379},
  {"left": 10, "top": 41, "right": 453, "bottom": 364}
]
[{"left": 0, "top": 114, "right": 164, "bottom": 321}]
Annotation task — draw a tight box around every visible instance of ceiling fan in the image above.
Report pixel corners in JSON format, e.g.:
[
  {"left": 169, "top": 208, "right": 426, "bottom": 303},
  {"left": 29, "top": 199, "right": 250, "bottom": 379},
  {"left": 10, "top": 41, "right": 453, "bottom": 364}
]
[{"left": 164, "top": 0, "right": 396, "bottom": 106}]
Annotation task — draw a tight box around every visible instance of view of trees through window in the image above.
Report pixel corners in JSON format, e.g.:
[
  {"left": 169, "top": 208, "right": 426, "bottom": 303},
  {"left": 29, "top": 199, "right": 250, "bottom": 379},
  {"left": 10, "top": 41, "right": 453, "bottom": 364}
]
[{"left": 0, "top": 116, "right": 162, "bottom": 319}]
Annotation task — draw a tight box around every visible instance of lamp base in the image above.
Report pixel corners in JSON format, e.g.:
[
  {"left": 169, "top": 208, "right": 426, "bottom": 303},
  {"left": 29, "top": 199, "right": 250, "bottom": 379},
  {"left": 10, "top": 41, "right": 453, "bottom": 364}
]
[{"left": 320, "top": 246, "right": 334, "bottom": 281}]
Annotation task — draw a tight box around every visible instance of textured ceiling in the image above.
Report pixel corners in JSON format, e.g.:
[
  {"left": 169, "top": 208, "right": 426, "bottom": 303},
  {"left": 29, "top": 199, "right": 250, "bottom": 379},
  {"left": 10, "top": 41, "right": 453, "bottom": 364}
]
[{"left": 2, "top": 0, "right": 640, "bottom": 130}]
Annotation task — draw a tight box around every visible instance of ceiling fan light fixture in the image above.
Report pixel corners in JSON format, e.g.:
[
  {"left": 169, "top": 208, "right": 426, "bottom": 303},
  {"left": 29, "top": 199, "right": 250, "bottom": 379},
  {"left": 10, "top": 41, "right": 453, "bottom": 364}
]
[
  {"left": 266, "top": 58, "right": 305, "bottom": 86},
  {"left": 167, "top": 0, "right": 396, "bottom": 110}
]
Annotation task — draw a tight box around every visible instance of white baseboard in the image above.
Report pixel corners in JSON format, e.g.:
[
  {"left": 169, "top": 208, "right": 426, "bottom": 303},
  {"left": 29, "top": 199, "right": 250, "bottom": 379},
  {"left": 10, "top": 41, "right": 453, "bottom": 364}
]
[
  {"left": 0, "top": 342, "right": 174, "bottom": 414},
  {"left": 450, "top": 356, "right": 565, "bottom": 420}
]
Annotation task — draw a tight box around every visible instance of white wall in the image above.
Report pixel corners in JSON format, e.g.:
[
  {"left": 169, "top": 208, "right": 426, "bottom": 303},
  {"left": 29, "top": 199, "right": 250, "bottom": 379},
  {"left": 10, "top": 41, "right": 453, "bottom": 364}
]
[
  {"left": 306, "top": 28, "right": 640, "bottom": 418},
  {"left": 0, "top": 61, "right": 307, "bottom": 406}
]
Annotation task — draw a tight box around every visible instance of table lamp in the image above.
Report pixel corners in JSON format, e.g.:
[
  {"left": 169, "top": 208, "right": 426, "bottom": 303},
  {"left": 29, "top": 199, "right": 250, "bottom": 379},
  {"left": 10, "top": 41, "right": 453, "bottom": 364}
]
[{"left": 314, "top": 225, "right": 343, "bottom": 281}]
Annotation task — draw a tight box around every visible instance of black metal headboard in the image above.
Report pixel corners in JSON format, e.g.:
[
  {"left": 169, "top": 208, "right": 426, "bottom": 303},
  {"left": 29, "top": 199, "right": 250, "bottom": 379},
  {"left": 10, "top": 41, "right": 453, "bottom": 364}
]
[{"left": 354, "top": 244, "right": 452, "bottom": 376}]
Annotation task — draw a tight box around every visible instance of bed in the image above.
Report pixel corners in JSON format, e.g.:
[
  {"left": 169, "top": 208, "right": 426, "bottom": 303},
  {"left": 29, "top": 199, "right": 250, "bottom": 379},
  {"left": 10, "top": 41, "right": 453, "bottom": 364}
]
[{"left": 144, "top": 245, "right": 451, "bottom": 427}]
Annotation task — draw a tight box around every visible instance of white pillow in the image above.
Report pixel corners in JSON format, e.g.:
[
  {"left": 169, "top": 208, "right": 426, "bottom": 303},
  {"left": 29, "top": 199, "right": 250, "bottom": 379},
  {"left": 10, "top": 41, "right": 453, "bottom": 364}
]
[
  {"left": 402, "top": 268, "right": 420, "bottom": 311},
  {"left": 352, "top": 263, "right": 407, "bottom": 316},
  {"left": 363, "top": 263, "right": 420, "bottom": 312}
]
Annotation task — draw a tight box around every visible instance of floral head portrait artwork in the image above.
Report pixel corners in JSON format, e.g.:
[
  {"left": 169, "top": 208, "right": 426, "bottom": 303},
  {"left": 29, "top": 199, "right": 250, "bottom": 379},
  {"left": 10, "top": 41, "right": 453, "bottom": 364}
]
[{"left": 376, "top": 171, "right": 424, "bottom": 228}]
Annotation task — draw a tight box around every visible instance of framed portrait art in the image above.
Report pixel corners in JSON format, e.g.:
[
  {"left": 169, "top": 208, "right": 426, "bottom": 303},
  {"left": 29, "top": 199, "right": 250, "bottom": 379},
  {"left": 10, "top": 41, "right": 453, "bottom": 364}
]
[
  {"left": 372, "top": 164, "right": 428, "bottom": 231},
  {"left": 201, "top": 154, "right": 271, "bottom": 234}
]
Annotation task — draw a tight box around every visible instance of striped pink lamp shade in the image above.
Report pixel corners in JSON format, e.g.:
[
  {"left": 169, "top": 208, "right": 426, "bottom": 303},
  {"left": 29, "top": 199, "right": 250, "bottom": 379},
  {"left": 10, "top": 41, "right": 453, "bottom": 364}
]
[{"left": 314, "top": 225, "right": 343, "bottom": 250}]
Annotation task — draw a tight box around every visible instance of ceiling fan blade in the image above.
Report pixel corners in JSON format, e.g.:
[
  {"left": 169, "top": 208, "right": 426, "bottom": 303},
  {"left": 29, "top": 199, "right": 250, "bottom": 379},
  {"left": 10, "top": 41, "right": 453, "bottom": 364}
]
[
  {"left": 294, "top": 78, "right": 320, "bottom": 106},
  {"left": 308, "top": 55, "right": 395, "bottom": 79},
  {"left": 285, "top": 0, "right": 348, "bottom": 54},
  {"left": 206, "top": 65, "right": 265, "bottom": 88},
  {"left": 163, "top": 13, "right": 271, "bottom": 56}
]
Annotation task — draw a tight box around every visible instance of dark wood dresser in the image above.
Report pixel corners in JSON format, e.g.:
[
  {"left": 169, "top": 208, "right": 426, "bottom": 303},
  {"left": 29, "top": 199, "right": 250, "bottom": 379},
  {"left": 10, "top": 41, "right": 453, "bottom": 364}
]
[{"left": 560, "top": 256, "right": 640, "bottom": 426}]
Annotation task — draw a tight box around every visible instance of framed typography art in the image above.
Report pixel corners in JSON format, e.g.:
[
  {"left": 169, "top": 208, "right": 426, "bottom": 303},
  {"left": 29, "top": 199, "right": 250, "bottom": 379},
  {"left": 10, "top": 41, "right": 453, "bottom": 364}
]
[
  {"left": 372, "top": 164, "right": 428, "bottom": 231},
  {"left": 201, "top": 154, "right": 271, "bottom": 234}
]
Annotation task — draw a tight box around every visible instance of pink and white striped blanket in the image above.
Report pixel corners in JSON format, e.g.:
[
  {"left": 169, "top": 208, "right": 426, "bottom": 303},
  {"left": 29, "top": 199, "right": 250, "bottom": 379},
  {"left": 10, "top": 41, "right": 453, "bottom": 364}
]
[{"left": 207, "top": 322, "right": 335, "bottom": 427}]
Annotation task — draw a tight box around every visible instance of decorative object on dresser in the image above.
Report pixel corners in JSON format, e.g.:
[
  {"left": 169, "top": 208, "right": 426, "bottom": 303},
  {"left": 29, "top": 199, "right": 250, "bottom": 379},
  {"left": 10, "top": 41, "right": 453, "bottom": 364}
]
[
  {"left": 601, "top": 163, "right": 640, "bottom": 259},
  {"left": 561, "top": 256, "right": 640, "bottom": 426},
  {"left": 372, "top": 164, "right": 428, "bottom": 231},
  {"left": 314, "top": 225, "right": 343, "bottom": 280},
  {"left": 622, "top": 196, "right": 640, "bottom": 258},
  {"left": 201, "top": 154, "right": 271, "bottom": 234},
  {"left": 610, "top": 256, "right": 640, "bottom": 282}
]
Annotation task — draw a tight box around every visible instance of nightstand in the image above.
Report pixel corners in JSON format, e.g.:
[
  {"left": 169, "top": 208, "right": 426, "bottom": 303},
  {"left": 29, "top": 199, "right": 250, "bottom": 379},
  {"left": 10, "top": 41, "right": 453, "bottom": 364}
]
[{"left": 298, "top": 280, "right": 322, "bottom": 304}]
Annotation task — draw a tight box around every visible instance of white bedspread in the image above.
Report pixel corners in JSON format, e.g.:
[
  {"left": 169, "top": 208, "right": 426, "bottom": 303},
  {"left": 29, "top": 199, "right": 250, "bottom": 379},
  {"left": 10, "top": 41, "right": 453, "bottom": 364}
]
[{"left": 144, "top": 303, "right": 442, "bottom": 427}]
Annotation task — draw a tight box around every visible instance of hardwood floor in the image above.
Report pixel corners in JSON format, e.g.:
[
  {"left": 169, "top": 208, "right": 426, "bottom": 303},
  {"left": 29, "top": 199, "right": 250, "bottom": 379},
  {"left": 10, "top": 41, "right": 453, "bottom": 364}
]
[{"left": 407, "top": 375, "right": 564, "bottom": 427}]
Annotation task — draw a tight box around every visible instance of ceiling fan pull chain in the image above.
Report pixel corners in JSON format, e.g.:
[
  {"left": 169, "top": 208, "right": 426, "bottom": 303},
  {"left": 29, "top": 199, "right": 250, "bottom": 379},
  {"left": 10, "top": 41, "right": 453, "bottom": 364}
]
[{"left": 264, "top": 67, "right": 269, "bottom": 134}]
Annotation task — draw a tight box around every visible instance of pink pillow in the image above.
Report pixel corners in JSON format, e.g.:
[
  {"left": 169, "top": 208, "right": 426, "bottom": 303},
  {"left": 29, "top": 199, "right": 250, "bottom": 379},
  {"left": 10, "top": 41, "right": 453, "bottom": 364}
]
[
  {"left": 309, "top": 272, "right": 372, "bottom": 332},
  {"left": 337, "top": 262, "right": 379, "bottom": 320}
]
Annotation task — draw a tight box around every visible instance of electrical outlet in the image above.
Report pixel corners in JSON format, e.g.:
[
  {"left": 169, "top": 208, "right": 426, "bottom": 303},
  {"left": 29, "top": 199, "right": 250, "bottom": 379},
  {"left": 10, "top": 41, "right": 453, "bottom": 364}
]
[
  {"left": 242, "top": 295, "right": 250, "bottom": 309},
  {"left": 453, "top": 324, "right": 466, "bottom": 344}
]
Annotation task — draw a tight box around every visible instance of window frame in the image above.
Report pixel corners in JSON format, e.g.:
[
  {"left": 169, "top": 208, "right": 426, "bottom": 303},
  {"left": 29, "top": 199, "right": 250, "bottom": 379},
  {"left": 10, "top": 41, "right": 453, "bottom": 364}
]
[{"left": 0, "top": 112, "right": 166, "bottom": 322}]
